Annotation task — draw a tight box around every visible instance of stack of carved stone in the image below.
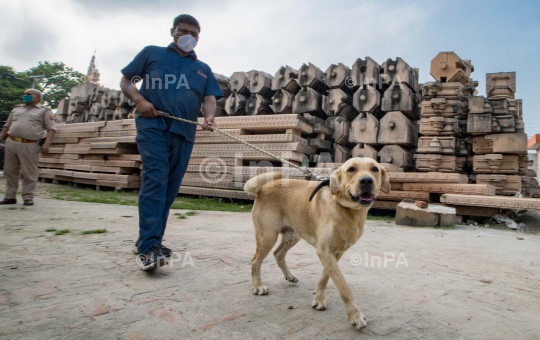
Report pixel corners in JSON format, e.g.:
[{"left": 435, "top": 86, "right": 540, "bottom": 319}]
[
  {"left": 212, "top": 73, "right": 231, "bottom": 116},
  {"left": 349, "top": 57, "right": 420, "bottom": 172},
  {"left": 55, "top": 82, "right": 136, "bottom": 123},
  {"left": 225, "top": 70, "right": 276, "bottom": 116},
  {"left": 415, "top": 52, "right": 476, "bottom": 173},
  {"left": 468, "top": 72, "right": 532, "bottom": 196}
]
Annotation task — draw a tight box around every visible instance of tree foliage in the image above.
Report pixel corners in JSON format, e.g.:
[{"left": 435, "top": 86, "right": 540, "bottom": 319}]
[{"left": 0, "top": 61, "right": 85, "bottom": 122}]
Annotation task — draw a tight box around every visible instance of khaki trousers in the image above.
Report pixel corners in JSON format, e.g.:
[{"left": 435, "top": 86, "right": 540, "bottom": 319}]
[{"left": 3, "top": 138, "right": 41, "bottom": 200}]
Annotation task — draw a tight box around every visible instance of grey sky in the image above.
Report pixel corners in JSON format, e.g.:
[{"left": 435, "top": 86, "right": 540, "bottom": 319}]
[{"left": 1, "top": 0, "right": 538, "bottom": 136}]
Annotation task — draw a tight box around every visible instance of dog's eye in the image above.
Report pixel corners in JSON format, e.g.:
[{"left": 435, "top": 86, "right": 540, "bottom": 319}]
[
  {"left": 347, "top": 167, "right": 356, "bottom": 172},
  {"left": 371, "top": 166, "right": 379, "bottom": 173}
]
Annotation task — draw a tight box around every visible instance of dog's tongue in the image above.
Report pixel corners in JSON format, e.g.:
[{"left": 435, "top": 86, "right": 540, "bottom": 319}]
[{"left": 360, "top": 193, "right": 374, "bottom": 201}]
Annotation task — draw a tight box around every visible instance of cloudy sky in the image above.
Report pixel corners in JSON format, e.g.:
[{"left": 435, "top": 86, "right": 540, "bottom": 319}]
[{"left": 1, "top": 0, "right": 539, "bottom": 136}]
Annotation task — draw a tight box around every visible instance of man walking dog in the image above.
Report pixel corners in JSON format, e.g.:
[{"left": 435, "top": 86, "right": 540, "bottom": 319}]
[{"left": 120, "top": 14, "right": 223, "bottom": 270}]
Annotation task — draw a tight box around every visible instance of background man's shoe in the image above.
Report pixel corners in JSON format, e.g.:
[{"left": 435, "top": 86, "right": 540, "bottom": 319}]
[
  {"left": 0, "top": 198, "right": 17, "bottom": 205},
  {"left": 23, "top": 200, "right": 34, "bottom": 206},
  {"left": 139, "top": 246, "right": 168, "bottom": 271}
]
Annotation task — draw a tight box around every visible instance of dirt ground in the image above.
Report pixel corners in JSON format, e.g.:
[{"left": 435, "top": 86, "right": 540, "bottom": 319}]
[{"left": 1, "top": 185, "right": 540, "bottom": 339}]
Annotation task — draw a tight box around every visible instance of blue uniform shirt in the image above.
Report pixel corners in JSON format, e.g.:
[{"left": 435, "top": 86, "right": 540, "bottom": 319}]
[{"left": 121, "top": 43, "right": 223, "bottom": 143}]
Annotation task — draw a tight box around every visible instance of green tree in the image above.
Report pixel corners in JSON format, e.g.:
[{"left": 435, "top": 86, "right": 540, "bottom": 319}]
[
  {"left": 27, "top": 61, "right": 85, "bottom": 109},
  {"left": 0, "top": 65, "right": 32, "bottom": 122}
]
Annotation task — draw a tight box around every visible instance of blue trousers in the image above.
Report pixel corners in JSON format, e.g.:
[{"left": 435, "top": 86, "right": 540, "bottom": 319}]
[{"left": 136, "top": 128, "right": 194, "bottom": 254}]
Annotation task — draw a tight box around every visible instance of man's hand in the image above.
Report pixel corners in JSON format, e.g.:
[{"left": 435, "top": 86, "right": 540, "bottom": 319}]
[
  {"left": 41, "top": 143, "right": 50, "bottom": 154},
  {"left": 135, "top": 99, "right": 158, "bottom": 118},
  {"left": 201, "top": 117, "right": 216, "bottom": 131}
]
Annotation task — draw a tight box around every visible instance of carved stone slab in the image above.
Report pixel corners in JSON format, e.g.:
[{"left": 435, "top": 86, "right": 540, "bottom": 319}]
[
  {"left": 378, "top": 145, "right": 415, "bottom": 171},
  {"left": 326, "top": 116, "right": 351, "bottom": 145},
  {"left": 476, "top": 174, "right": 522, "bottom": 195},
  {"left": 197, "top": 114, "right": 313, "bottom": 133},
  {"left": 420, "top": 98, "right": 464, "bottom": 118},
  {"left": 378, "top": 111, "right": 418, "bottom": 147},
  {"left": 381, "top": 57, "right": 419, "bottom": 92},
  {"left": 381, "top": 85, "right": 419, "bottom": 120},
  {"left": 430, "top": 52, "right": 473, "bottom": 84},
  {"left": 272, "top": 66, "right": 300, "bottom": 93},
  {"left": 494, "top": 115, "right": 515, "bottom": 133},
  {"left": 322, "top": 88, "right": 357, "bottom": 120},
  {"left": 403, "top": 183, "right": 496, "bottom": 196},
  {"left": 351, "top": 144, "right": 379, "bottom": 159},
  {"left": 414, "top": 154, "right": 466, "bottom": 172},
  {"left": 419, "top": 117, "right": 460, "bottom": 136},
  {"left": 417, "top": 136, "right": 456, "bottom": 154},
  {"left": 271, "top": 90, "right": 295, "bottom": 114},
  {"left": 332, "top": 144, "right": 351, "bottom": 163},
  {"left": 472, "top": 133, "right": 528, "bottom": 154},
  {"left": 352, "top": 85, "right": 380, "bottom": 115},
  {"left": 196, "top": 133, "right": 307, "bottom": 145},
  {"left": 351, "top": 57, "right": 381, "bottom": 88},
  {"left": 245, "top": 94, "right": 273, "bottom": 115},
  {"left": 488, "top": 97, "right": 509, "bottom": 115},
  {"left": 190, "top": 150, "right": 307, "bottom": 163},
  {"left": 486, "top": 72, "right": 516, "bottom": 99},
  {"left": 472, "top": 154, "right": 519, "bottom": 174},
  {"left": 468, "top": 96, "right": 485, "bottom": 114},
  {"left": 467, "top": 113, "right": 497, "bottom": 135},
  {"left": 441, "top": 194, "right": 540, "bottom": 211},
  {"left": 349, "top": 113, "right": 379, "bottom": 144},
  {"left": 389, "top": 172, "right": 468, "bottom": 183},
  {"left": 372, "top": 200, "right": 399, "bottom": 210},
  {"left": 193, "top": 142, "right": 315, "bottom": 154},
  {"left": 297, "top": 63, "right": 328, "bottom": 93},
  {"left": 293, "top": 87, "right": 325, "bottom": 117},
  {"left": 249, "top": 70, "right": 275, "bottom": 97},
  {"left": 377, "top": 190, "right": 430, "bottom": 201}
]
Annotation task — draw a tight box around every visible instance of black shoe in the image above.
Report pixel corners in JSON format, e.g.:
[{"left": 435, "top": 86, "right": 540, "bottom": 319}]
[
  {"left": 133, "top": 238, "right": 172, "bottom": 257},
  {"left": 138, "top": 246, "right": 168, "bottom": 271}
]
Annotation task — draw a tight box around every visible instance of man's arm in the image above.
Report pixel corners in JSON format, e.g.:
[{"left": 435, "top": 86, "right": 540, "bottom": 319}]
[
  {"left": 0, "top": 126, "right": 7, "bottom": 151},
  {"left": 120, "top": 75, "right": 157, "bottom": 118},
  {"left": 201, "top": 96, "right": 217, "bottom": 131},
  {"left": 41, "top": 129, "right": 55, "bottom": 154}
]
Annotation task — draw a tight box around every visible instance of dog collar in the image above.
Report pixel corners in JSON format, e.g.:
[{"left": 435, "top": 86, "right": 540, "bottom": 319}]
[{"left": 309, "top": 179, "right": 330, "bottom": 202}]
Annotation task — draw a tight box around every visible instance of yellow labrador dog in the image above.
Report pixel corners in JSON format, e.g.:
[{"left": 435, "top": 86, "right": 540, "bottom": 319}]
[{"left": 244, "top": 157, "right": 390, "bottom": 330}]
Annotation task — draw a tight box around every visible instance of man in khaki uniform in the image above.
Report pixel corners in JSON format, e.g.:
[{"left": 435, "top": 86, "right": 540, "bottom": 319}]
[{"left": 0, "top": 89, "right": 56, "bottom": 206}]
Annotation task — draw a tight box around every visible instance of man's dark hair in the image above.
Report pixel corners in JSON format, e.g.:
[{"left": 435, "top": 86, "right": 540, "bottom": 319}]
[{"left": 173, "top": 14, "right": 200, "bottom": 31}]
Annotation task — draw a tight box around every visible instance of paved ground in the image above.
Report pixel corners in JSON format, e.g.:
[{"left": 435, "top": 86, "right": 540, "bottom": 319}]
[{"left": 1, "top": 194, "right": 540, "bottom": 339}]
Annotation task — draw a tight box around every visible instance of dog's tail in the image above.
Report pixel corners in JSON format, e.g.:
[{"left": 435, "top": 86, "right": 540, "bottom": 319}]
[{"left": 244, "top": 172, "right": 283, "bottom": 195}]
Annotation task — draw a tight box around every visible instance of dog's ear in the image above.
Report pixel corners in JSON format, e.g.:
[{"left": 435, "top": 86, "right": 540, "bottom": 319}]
[
  {"left": 380, "top": 166, "right": 391, "bottom": 194},
  {"left": 330, "top": 167, "right": 342, "bottom": 195}
]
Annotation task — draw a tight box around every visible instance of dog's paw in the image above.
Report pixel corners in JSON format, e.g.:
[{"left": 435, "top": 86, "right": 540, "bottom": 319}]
[
  {"left": 285, "top": 273, "right": 299, "bottom": 283},
  {"left": 349, "top": 311, "right": 367, "bottom": 330},
  {"left": 252, "top": 285, "right": 269, "bottom": 295},
  {"left": 311, "top": 297, "right": 327, "bottom": 311}
]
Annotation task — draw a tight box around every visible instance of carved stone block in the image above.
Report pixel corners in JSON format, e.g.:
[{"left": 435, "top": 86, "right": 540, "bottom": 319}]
[
  {"left": 326, "top": 116, "right": 351, "bottom": 145},
  {"left": 332, "top": 144, "right": 351, "bottom": 163},
  {"left": 467, "top": 114, "right": 498, "bottom": 135},
  {"left": 324, "top": 63, "right": 352, "bottom": 91},
  {"left": 245, "top": 94, "right": 273, "bottom": 115},
  {"left": 378, "top": 111, "right": 418, "bottom": 147},
  {"left": 381, "top": 85, "right": 419, "bottom": 120},
  {"left": 352, "top": 85, "right": 380, "bottom": 115},
  {"left": 377, "top": 190, "right": 430, "bottom": 202},
  {"left": 472, "top": 133, "right": 528, "bottom": 154},
  {"left": 403, "top": 183, "right": 495, "bottom": 196},
  {"left": 494, "top": 115, "right": 515, "bottom": 133},
  {"left": 271, "top": 90, "right": 295, "bottom": 114},
  {"left": 297, "top": 63, "right": 328, "bottom": 93},
  {"left": 486, "top": 72, "right": 516, "bottom": 99},
  {"left": 224, "top": 92, "right": 248, "bottom": 116},
  {"left": 351, "top": 57, "right": 381, "bottom": 88},
  {"left": 414, "top": 154, "right": 466, "bottom": 172},
  {"left": 389, "top": 172, "right": 468, "bottom": 183},
  {"left": 292, "top": 87, "right": 325, "bottom": 117},
  {"left": 381, "top": 57, "right": 419, "bottom": 92},
  {"left": 440, "top": 194, "right": 540, "bottom": 211},
  {"left": 229, "top": 71, "right": 251, "bottom": 96},
  {"left": 249, "top": 70, "right": 275, "bottom": 98},
  {"left": 213, "top": 73, "right": 232, "bottom": 98},
  {"left": 322, "top": 88, "right": 358, "bottom": 120},
  {"left": 349, "top": 113, "right": 379, "bottom": 144},
  {"left": 519, "top": 155, "right": 532, "bottom": 175},
  {"left": 476, "top": 174, "right": 522, "bottom": 195},
  {"left": 420, "top": 98, "right": 464, "bottom": 118},
  {"left": 488, "top": 97, "right": 509, "bottom": 115},
  {"left": 378, "top": 145, "right": 415, "bottom": 171},
  {"left": 468, "top": 96, "right": 485, "bottom": 114},
  {"left": 272, "top": 66, "right": 300, "bottom": 94},
  {"left": 417, "top": 136, "right": 456, "bottom": 154},
  {"left": 430, "top": 52, "right": 473, "bottom": 84},
  {"left": 351, "top": 144, "right": 379, "bottom": 160},
  {"left": 421, "top": 82, "right": 466, "bottom": 100},
  {"left": 472, "top": 154, "right": 519, "bottom": 174}
]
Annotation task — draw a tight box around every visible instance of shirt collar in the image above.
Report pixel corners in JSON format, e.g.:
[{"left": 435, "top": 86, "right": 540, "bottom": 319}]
[{"left": 167, "top": 43, "right": 197, "bottom": 60}]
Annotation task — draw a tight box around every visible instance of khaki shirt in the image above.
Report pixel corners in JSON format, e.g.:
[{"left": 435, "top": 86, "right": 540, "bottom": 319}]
[{"left": 5, "top": 104, "right": 56, "bottom": 141}]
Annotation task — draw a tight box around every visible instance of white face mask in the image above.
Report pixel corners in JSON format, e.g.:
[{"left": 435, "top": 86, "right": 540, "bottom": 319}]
[{"left": 176, "top": 34, "right": 197, "bottom": 52}]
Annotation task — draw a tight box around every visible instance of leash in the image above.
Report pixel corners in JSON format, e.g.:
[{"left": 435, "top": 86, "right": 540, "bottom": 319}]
[{"left": 136, "top": 111, "right": 330, "bottom": 181}]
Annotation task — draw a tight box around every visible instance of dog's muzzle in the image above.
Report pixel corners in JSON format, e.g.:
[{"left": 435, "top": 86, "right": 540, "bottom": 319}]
[{"left": 350, "top": 176, "right": 375, "bottom": 206}]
